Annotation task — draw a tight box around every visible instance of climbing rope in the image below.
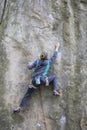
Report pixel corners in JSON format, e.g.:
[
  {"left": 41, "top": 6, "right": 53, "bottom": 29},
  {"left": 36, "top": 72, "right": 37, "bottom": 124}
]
[{"left": 39, "top": 87, "right": 47, "bottom": 130}]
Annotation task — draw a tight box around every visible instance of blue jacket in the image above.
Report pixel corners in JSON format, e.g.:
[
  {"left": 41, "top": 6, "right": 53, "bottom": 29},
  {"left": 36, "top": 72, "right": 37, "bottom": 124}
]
[{"left": 28, "top": 51, "right": 58, "bottom": 78}]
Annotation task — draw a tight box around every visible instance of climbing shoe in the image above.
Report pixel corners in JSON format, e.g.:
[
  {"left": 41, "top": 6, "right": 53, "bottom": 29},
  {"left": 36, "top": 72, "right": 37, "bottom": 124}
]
[
  {"left": 13, "top": 107, "right": 21, "bottom": 113},
  {"left": 53, "top": 90, "right": 60, "bottom": 96}
]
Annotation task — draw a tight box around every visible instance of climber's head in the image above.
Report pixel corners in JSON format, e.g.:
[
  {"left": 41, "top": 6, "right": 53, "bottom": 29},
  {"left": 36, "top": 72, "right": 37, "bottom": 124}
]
[{"left": 40, "top": 51, "right": 48, "bottom": 60}]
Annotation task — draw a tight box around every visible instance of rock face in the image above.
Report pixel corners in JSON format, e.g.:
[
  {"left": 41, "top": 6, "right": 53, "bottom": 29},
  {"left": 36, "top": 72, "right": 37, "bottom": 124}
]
[{"left": 0, "top": 0, "right": 87, "bottom": 130}]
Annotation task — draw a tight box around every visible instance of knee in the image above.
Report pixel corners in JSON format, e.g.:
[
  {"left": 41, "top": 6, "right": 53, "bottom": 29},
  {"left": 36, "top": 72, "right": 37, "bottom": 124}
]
[{"left": 53, "top": 75, "right": 57, "bottom": 79}]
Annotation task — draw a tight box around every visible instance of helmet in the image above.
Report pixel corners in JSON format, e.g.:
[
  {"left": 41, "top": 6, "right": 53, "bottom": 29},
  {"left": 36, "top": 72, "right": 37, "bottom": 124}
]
[{"left": 40, "top": 51, "right": 48, "bottom": 60}]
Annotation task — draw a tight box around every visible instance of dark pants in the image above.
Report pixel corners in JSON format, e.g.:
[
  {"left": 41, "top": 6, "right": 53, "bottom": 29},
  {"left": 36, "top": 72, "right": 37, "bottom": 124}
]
[{"left": 20, "top": 75, "right": 59, "bottom": 107}]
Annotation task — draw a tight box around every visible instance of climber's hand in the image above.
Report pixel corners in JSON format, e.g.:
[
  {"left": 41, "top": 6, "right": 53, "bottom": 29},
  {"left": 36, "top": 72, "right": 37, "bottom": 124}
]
[{"left": 55, "top": 42, "right": 60, "bottom": 51}]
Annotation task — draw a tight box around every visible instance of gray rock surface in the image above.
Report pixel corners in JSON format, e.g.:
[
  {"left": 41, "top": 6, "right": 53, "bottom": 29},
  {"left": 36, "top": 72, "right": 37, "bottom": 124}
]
[{"left": 0, "top": 0, "right": 87, "bottom": 130}]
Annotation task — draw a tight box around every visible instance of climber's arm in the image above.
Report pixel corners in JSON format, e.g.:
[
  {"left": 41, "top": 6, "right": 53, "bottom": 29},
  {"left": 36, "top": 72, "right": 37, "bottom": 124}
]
[
  {"left": 27, "top": 60, "right": 37, "bottom": 70},
  {"left": 50, "top": 42, "right": 60, "bottom": 64}
]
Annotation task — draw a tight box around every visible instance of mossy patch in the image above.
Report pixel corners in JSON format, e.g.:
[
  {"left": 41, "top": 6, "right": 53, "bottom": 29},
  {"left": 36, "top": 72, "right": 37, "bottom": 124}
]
[{"left": 80, "top": 0, "right": 87, "bottom": 4}]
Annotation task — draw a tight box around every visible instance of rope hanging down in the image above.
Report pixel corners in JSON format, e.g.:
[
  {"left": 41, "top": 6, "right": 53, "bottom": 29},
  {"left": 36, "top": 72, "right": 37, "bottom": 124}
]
[{"left": 39, "top": 87, "right": 48, "bottom": 130}]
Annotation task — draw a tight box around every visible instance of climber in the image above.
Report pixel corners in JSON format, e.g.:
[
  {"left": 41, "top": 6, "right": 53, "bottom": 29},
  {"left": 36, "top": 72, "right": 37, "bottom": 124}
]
[{"left": 13, "top": 42, "right": 61, "bottom": 113}]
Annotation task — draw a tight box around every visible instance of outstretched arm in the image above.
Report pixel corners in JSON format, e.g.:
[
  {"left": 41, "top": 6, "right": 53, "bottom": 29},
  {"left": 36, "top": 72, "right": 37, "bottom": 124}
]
[{"left": 50, "top": 42, "right": 60, "bottom": 64}]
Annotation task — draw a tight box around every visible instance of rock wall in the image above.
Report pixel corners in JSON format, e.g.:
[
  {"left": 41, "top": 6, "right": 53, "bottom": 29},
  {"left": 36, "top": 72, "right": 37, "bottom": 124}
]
[{"left": 0, "top": 0, "right": 87, "bottom": 130}]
